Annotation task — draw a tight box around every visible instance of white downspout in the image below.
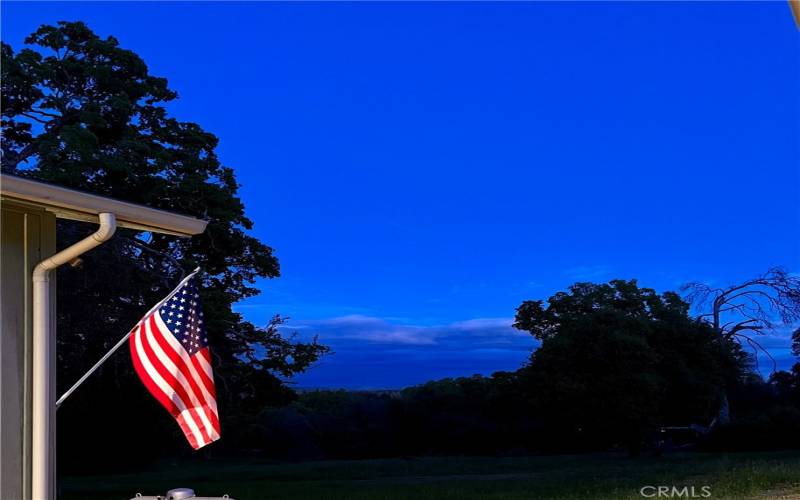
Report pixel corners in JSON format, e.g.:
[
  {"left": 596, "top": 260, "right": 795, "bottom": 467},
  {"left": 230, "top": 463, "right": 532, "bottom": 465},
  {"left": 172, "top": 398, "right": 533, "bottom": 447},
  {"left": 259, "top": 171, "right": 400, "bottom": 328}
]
[{"left": 31, "top": 212, "right": 116, "bottom": 500}]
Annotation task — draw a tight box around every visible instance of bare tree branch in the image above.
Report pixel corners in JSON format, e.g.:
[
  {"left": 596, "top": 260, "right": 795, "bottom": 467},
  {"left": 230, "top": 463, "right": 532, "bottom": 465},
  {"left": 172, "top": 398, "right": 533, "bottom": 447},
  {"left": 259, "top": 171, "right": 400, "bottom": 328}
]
[
  {"left": 683, "top": 267, "right": 800, "bottom": 374},
  {"left": 737, "top": 333, "right": 778, "bottom": 374}
]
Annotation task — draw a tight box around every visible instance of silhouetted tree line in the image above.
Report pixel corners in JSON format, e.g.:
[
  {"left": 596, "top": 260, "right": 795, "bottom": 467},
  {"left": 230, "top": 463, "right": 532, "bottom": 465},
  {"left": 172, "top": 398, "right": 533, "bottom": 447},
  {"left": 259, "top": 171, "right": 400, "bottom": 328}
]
[
  {"left": 205, "top": 365, "right": 800, "bottom": 463},
  {"left": 705, "top": 367, "right": 800, "bottom": 452},
  {"left": 227, "top": 280, "right": 800, "bottom": 462}
]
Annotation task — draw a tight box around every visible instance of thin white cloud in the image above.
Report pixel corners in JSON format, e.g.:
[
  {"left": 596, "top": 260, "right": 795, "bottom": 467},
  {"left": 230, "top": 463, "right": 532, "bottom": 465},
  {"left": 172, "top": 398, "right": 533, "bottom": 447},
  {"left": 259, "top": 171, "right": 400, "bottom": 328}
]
[
  {"left": 282, "top": 315, "right": 525, "bottom": 347},
  {"left": 449, "top": 317, "right": 515, "bottom": 333}
]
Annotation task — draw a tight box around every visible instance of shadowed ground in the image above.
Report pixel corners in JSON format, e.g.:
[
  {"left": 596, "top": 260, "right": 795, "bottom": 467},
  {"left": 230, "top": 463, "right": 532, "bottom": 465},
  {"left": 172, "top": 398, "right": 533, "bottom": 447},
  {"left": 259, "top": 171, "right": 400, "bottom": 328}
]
[{"left": 60, "top": 451, "right": 800, "bottom": 500}]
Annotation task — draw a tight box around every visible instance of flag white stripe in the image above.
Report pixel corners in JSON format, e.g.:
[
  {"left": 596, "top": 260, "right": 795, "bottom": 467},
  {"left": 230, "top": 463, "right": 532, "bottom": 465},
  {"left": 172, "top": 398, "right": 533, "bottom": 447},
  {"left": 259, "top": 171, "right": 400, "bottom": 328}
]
[
  {"left": 196, "top": 350, "right": 214, "bottom": 382},
  {"left": 134, "top": 325, "right": 208, "bottom": 447},
  {"left": 133, "top": 326, "right": 207, "bottom": 447},
  {"left": 154, "top": 314, "right": 219, "bottom": 419},
  {"left": 143, "top": 318, "right": 218, "bottom": 440}
]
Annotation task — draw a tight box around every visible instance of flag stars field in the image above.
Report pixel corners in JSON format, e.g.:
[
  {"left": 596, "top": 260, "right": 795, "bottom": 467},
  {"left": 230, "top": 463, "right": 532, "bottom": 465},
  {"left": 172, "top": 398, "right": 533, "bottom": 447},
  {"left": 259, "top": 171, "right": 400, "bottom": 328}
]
[{"left": 159, "top": 282, "right": 208, "bottom": 355}]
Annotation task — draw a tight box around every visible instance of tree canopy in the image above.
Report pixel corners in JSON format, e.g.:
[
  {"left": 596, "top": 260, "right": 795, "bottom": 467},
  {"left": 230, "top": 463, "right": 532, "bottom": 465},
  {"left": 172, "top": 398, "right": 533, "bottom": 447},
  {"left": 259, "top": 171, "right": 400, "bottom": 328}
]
[
  {"left": 1, "top": 21, "right": 328, "bottom": 462},
  {"left": 514, "top": 280, "right": 747, "bottom": 453}
]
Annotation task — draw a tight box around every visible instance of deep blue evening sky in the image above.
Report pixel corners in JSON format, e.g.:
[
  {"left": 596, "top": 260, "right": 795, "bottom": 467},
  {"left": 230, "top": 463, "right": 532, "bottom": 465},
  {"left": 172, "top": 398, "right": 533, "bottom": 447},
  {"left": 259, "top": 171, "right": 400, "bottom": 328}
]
[{"left": 4, "top": 2, "right": 799, "bottom": 388}]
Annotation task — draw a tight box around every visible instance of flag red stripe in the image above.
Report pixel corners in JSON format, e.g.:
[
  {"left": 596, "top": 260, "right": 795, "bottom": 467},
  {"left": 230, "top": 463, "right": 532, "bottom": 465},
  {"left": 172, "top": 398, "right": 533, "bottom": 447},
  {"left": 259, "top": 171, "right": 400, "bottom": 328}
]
[
  {"left": 190, "top": 348, "right": 217, "bottom": 399},
  {"left": 130, "top": 325, "right": 197, "bottom": 447},
  {"left": 132, "top": 323, "right": 202, "bottom": 449},
  {"left": 139, "top": 318, "right": 212, "bottom": 446},
  {"left": 142, "top": 319, "right": 213, "bottom": 447},
  {"left": 141, "top": 319, "right": 218, "bottom": 445},
  {"left": 150, "top": 315, "right": 219, "bottom": 437},
  {"left": 148, "top": 316, "right": 220, "bottom": 434},
  {"left": 152, "top": 315, "right": 218, "bottom": 413},
  {"left": 130, "top": 325, "right": 179, "bottom": 415},
  {"left": 175, "top": 414, "right": 199, "bottom": 449},
  {"left": 196, "top": 350, "right": 216, "bottom": 388}
]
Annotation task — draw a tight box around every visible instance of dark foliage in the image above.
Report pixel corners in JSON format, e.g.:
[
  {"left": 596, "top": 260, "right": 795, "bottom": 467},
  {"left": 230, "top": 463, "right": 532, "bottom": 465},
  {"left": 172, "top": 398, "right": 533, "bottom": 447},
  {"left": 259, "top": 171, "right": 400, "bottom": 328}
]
[
  {"left": 250, "top": 374, "right": 539, "bottom": 460},
  {"left": 514, "top": 280, "right": 748, "bottom": 454},
  {"left": 2, "top": 21, "right": 329, "bottom": 471},
  {"left": 243, "top": 366, "right": 800, "bottom": 462},
  {"left": 702, "top": 367, "right": 800, "bottom": 451}
]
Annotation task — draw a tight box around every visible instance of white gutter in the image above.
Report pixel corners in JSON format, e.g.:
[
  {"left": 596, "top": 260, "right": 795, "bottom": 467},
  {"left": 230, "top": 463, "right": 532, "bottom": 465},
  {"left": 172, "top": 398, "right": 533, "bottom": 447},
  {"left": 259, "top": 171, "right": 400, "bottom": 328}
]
[
  {"left": 1, "top": 174, "right": 207, "bottom": 237},
  {"left": 31, "top": 212, "right": 117, "bottom": 500}
]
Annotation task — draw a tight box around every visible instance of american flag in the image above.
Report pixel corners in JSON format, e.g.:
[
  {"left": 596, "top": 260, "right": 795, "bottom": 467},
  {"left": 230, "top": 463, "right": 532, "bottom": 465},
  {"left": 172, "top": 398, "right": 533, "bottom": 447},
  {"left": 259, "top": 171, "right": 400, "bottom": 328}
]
[{"left": 129, "top": 270, "right": 221, "bottom": 449}]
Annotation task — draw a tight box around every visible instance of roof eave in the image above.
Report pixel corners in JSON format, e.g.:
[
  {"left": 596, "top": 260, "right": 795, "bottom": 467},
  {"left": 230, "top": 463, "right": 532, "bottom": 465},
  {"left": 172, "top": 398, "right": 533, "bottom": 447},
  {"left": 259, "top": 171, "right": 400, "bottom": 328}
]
[{"left": 0, "top": 174, "right": 208, "bottom": 237}]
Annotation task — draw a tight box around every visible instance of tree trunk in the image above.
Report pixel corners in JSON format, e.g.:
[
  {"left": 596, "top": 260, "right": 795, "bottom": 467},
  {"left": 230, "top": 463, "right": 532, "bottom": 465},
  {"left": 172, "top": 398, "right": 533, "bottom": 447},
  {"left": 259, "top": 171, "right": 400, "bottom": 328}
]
[{"left": 717, "top": 391, "right": 730, "bottom": 425}]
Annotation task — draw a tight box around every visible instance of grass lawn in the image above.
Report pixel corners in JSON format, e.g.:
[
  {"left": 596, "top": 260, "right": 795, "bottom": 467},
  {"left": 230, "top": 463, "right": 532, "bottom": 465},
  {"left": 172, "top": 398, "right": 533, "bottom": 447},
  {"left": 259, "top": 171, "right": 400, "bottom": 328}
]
[{"left": 60, "top": 451, "right": 800, "bottom": 500}]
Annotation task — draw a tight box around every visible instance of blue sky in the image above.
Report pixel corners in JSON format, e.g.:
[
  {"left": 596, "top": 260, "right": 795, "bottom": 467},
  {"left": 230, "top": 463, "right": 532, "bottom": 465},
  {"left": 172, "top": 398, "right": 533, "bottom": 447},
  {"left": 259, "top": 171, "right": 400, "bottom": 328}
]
[{"left": 3, "top": 2, "right": 799, "bottom": 388}]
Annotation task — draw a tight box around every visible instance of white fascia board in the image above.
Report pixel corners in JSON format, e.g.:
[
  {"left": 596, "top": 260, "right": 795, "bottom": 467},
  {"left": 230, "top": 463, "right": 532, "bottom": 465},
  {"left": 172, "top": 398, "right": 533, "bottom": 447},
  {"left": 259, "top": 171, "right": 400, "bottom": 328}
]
[{"left": 0, "top": 174, "right": 207, "bottom": 237}]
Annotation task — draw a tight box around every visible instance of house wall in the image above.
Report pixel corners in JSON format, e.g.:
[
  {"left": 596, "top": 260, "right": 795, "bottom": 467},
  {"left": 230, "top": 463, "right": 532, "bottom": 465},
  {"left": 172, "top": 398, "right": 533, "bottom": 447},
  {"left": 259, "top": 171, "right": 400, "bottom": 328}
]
[{"left": 1, "top": 201, "right": 56, "bottom": 500}]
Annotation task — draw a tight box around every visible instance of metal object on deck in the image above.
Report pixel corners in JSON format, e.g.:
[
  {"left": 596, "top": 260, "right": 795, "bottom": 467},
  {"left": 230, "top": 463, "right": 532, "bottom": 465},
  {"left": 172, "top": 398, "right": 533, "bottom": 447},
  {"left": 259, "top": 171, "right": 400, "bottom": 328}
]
[
  {"left": 130, "top": 488, "right": 233, "bottom": 500},
  {"left": 167, "top": 488, "right": 197, "bottom": 500}
]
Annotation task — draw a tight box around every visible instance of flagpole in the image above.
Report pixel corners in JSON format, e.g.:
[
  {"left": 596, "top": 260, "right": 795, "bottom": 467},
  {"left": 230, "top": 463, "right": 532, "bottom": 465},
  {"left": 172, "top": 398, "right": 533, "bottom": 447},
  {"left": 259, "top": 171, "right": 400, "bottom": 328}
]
[
  {"left": 56, "top": 328, "right": 135, "bottom": 408},
  {"left": 55, "top": 268, "right": 200, "bottom": 409}
]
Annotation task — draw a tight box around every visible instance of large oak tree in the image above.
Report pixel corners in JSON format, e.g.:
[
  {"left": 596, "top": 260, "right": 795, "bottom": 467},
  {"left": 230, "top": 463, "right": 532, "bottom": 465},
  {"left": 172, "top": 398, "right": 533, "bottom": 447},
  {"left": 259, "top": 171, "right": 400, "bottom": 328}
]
[{"left": 514, "top": 280, "right": 747, "bottom": 454}]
